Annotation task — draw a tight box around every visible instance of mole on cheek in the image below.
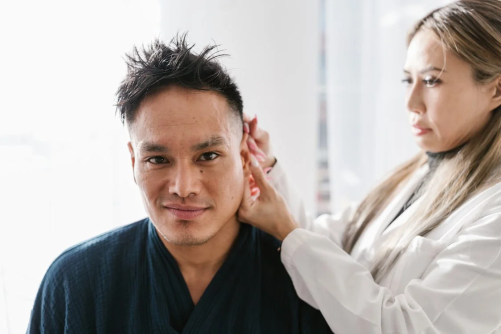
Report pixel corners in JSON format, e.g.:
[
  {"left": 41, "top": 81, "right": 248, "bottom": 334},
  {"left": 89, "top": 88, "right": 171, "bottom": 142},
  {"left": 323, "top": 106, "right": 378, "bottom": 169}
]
[{"left": 200, "top": 170, "right": 204, "bottom": 173}]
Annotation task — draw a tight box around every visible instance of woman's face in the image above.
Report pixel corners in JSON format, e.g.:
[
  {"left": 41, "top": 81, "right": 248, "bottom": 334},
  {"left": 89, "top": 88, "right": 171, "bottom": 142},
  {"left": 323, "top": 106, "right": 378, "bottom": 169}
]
[{"left": 403, "top": 29, "right": 499, "bottom": 153}]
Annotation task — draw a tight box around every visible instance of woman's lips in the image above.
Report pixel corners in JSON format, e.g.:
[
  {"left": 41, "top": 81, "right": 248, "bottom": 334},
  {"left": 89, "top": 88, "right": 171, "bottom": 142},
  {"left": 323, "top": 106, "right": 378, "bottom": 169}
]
[
  {"left": 165, "top": 207, "right": 207, "bottom": 220},
  {"left": 412, "top": 125, "right": 431, "bottom": 136}
]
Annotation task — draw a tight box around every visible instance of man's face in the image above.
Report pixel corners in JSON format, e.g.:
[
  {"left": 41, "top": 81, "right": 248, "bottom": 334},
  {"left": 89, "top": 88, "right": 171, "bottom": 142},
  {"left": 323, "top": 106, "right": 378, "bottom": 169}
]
[{"left": 128, "top": 86, "right": 248, "bottom": 246}]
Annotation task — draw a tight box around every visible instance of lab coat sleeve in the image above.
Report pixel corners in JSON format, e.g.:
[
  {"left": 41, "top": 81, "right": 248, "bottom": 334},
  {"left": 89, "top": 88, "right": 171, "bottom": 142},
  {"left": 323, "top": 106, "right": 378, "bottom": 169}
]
[
  {"left": 280, "top": 211, "right": 501, "bottom": 334},
  {"left": 268, "top": 160, "right": 356, "bottom": 246},
  {"left": 267, "top": 160, "right": 310, "bottom": 228}
]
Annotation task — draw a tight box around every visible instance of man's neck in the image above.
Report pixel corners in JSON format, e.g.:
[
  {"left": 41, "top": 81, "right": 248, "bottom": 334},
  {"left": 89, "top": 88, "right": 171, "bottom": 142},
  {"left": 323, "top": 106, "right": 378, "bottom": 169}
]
[{"left": 158, "top": 218, "right": 241, "bottom": 304}]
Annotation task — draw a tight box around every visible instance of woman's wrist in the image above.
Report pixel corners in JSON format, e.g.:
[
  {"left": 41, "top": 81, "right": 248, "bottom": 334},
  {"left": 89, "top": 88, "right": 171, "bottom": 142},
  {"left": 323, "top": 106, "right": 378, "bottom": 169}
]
[{"left": 276, "top": 216, "right": 299, "bottom": 241}]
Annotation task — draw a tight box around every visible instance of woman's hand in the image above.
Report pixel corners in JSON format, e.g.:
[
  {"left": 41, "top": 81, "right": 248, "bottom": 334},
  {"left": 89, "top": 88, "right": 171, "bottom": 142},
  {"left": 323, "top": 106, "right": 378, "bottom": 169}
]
[
  {"left": 243, "top": 114, "right": 276, "bottom": 170},
  {"left": 238, "top": 156, "right": 299, "bottom": 241}
]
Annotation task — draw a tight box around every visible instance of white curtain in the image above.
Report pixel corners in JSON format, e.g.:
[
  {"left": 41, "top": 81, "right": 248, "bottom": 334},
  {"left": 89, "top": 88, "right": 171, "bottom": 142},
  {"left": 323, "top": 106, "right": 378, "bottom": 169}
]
[{"left": 325, "top": 0, "right": 454, "bottom": 212}]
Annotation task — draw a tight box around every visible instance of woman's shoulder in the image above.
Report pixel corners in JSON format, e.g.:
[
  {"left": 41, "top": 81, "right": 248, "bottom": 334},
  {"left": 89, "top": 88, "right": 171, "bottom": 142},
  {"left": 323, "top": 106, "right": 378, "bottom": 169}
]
[
  {"left": 437, "top": 181, "right": 501, "bottom": 238},
  {"left": 470, "top": 181, "right": 501, "bottom": 214}
]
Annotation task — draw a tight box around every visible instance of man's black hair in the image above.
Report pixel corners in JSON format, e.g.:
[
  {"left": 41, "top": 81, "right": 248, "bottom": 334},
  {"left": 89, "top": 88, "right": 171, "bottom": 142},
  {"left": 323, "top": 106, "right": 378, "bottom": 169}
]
[{"left": 116, "top": 33, "right": 243, "bottom": 127}]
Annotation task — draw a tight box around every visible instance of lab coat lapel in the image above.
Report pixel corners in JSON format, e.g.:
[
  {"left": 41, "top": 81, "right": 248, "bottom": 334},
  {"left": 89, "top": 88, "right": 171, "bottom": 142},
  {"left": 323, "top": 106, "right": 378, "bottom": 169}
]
[
  {"left": 385, "top": 177, "right": 501, "bottom": 241},
  {"left": 351, "top": 165, "right": 429, "bottom": 260},
  {"left": 427, "top": 181, "right": 501, "bottom": 240}
]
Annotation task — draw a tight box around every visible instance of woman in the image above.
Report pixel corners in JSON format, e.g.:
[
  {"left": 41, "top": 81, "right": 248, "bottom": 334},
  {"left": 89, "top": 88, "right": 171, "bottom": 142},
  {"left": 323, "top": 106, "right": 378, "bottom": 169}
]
[{"left": 239, "top": 1, "right": 501, "bottom": 333}]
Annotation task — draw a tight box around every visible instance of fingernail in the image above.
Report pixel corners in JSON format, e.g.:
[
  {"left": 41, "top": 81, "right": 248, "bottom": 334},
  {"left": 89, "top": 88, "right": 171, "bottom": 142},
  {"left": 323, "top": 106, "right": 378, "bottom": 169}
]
[
  {"left": 254, "top": 114, "right": 258, "bottom": 123},
  {"left": 257, "top": 155, "right": 266, "bottom": 162},
  {"left": 243, "top": 123, "right": 249, "bottom": 134},
  {"left": 255, "top": 149, "right": 267, "bottom": 159},
  {"left": 247, "top": 140, "right": 258, "bottom": 151},
  {"left": 251, "top": 155, "right": 259, "bottom": 167},
  {"left": 255, "top": 151, "right": 267, "bottom": 160}
]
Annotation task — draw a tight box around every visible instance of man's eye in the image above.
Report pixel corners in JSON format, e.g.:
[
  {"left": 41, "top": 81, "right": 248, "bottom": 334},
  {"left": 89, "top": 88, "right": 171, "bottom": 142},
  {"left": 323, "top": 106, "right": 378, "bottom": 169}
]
[
  {"left": 198, "top": 152, "right": 219, "bottom": 161},
  {"left": 147, "top": 156, "right": 169, "bottom": 164}
]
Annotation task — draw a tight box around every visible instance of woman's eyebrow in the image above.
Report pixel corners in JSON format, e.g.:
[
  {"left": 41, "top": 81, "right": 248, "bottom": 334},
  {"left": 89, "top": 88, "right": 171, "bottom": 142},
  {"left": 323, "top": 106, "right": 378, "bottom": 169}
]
[{"left": 403, "top": 66, "right": 447, "bottom": 74}]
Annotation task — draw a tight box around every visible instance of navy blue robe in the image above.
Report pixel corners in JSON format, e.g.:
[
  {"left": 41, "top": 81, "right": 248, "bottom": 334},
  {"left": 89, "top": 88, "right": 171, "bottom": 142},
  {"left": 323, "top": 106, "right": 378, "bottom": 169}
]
[{"left": 28, "top": 219, "right": 332, "bottom": 333}]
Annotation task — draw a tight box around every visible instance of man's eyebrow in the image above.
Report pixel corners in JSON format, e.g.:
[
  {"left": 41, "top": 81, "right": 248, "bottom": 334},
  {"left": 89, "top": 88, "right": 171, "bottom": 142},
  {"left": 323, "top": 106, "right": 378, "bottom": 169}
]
[
  {"left": 191, "top": 136, "right": 229, "bottom": 151},
  {"left": 403, "top": 66, "right": 447, "bottom": 74},
  {"left": 138, "top": 142, "right": 169, "bottom": 153}
]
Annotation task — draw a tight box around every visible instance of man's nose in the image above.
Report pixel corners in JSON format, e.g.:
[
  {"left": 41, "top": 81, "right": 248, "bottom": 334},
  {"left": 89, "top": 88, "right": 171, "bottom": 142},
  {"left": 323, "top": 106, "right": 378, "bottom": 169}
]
[{"left": 168, "top": 162, "right": 202, "bottom": 198}]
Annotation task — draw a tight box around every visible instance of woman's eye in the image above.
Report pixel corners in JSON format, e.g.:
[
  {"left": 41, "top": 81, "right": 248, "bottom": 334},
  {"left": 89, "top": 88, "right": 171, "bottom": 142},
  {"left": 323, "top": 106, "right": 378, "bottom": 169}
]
[
  {"left": 423, "top": 76, "right": 440, "bottom": 87},
  {"left": 401, "top": 78, "right": 412, "bottom": 85},
  {"left": 147, "top": 156, "right": 169, "bottom": 164},
  {"left": 198, "top": 152, "right": 219, "bottom": 161}
]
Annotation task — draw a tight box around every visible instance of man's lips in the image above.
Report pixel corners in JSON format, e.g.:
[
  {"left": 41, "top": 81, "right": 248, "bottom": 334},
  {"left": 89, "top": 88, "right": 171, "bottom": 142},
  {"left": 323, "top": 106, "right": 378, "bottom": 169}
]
[{"left": 164, "top": 204, "right": 209, "bottom": 220}]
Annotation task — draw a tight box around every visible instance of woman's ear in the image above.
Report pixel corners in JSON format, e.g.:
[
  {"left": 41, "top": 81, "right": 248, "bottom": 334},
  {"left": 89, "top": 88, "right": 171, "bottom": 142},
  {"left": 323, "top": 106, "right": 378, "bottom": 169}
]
[{"left": 489, "top": 75, "right": 501, "bottom": 110}]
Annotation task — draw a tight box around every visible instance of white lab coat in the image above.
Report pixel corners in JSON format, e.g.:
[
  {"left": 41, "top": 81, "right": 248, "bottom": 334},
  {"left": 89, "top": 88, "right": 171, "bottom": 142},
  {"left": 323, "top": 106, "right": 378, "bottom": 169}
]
[{"left": 269, "top": 161, "right": 501, "bottom": 334}]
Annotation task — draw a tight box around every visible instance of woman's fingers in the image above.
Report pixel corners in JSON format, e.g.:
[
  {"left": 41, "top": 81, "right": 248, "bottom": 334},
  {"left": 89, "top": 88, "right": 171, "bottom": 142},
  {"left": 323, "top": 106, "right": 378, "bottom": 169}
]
[
  {"left": 244, "top": 114, "right": 265, "bottom": 142},
  {"left": 243, "top": 114, "right": 275, "bottom": 168},
  {"left": 243, "top": 113, "right": 254, "bottom": 123},
  {"left": 248, "top": 115, "right": 258, "bottom": 136},
  {"left": 247, "top": 137, "right": 267, "bottom": 161},
  {"left": 239, "top": 155, "right": 298, "bottom": 240},
  {"left": 249, "top": 155, "right": 271, "bottom": 194},
  {"left": 247, "top": 115, "right": 269, "bottom": 145}
]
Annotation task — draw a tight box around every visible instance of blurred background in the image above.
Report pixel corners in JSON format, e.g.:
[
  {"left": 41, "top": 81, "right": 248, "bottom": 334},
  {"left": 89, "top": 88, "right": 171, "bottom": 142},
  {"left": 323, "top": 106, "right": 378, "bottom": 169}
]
[{"left": 0, "top": 0, "right": 453, "bottom": 332}]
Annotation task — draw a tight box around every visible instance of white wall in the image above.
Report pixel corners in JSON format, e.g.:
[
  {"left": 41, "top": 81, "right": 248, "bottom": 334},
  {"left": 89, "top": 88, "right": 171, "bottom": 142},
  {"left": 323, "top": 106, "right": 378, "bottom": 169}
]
[
  {"left": 0, "top": 0, "right": 160, "bottom": 331},
  {"left": 159, "top": 0, "right": 320, "bottom": 213}
]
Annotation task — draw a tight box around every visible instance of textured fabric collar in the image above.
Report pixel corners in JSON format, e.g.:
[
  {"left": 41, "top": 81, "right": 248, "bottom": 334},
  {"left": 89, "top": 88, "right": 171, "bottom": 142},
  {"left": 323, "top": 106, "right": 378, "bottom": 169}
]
[{"left": 426, "top": 144, "right": 465, "bottom": 170}]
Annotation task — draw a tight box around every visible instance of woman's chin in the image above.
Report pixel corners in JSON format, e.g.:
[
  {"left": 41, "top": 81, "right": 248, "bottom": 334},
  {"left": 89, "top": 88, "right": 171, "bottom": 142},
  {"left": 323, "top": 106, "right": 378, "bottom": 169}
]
[{"left": 415, "top": 135, "right": 439, "bottom": 152}]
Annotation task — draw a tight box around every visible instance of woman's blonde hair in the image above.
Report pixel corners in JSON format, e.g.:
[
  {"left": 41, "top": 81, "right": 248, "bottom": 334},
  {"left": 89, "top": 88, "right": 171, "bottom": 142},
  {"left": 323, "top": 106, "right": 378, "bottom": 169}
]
[{"left": 341, "top": 0, "right": 501, "bottom": 282}]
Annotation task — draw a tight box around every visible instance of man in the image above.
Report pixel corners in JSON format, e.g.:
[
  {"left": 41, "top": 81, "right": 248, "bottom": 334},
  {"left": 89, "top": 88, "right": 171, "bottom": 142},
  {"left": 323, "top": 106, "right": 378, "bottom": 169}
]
[{"left": 28, "top": 35, "right": 332, "bottom": 333}]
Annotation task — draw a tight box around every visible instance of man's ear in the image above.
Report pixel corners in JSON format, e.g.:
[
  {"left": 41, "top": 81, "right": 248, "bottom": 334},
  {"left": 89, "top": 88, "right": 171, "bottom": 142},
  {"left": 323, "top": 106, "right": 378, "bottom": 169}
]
[
  {"left": 240, "top": 133, "right": 251, "bottom": 174},
  {"left": 127, "top": 142, "right": 137, "bottom": 184}
]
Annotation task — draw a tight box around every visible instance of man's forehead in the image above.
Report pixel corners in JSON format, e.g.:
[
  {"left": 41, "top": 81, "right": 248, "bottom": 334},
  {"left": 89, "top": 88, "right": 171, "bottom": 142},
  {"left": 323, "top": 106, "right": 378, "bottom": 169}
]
[
  {"left": 136, "top": 134, "right": 231, "bottom": 153},
  {"left": 130, "top": 86, "right": 240, "bottom": 131},
  {"left": 129, "top": 89, "right": 243, "bottom": 150},
  {"left": 130, "top": 119, "right": 241, "bottom": 148}
]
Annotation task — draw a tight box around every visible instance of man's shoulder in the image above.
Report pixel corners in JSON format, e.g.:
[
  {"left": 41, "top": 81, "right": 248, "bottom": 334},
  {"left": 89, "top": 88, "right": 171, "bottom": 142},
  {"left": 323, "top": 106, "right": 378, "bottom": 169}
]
[
  {"left": 253, "top": 227, "right": 284, "bottom": 265},
  {"left": 255, "top": 228, "right": 282, "bottom": 250},
  {"left": 44, "top": 218, "right": 150, "bottom": 283}
]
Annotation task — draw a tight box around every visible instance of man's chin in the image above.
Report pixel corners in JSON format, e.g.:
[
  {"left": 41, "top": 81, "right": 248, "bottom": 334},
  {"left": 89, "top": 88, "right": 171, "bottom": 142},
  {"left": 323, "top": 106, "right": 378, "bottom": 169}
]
[
  {"left": 166, "top": 234, "right": 214, "bottom": 246},
  {"left": 156, "top": 224, "right": 216, "bottom": 246}
]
